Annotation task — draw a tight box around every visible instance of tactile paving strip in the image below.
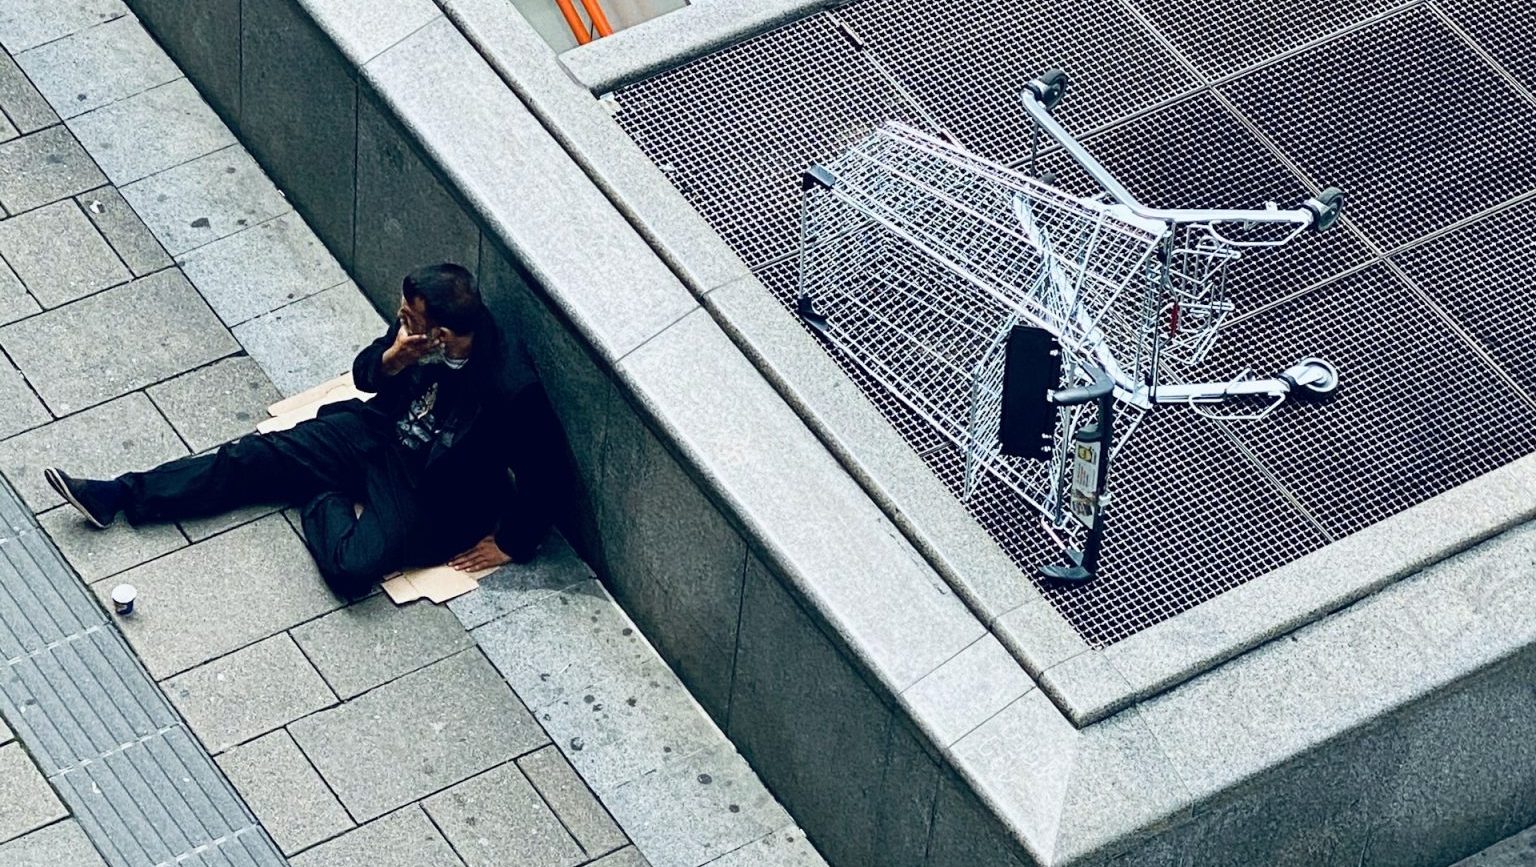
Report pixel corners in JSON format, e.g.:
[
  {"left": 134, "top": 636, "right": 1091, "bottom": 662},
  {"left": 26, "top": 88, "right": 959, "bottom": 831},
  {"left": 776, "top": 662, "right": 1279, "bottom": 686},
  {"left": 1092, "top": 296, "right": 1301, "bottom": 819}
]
[
  {"left": 612, "top": 0, "right": 1536, "bottom": 645},
  {"left": 0, "top": 481, "right": 285, "bottom": 867}
]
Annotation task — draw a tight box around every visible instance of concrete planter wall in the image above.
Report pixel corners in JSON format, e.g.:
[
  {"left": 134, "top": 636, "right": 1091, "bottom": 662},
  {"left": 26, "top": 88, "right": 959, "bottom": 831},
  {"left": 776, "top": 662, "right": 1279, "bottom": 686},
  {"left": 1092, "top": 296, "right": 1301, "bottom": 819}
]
[{"left": 125, "top": 2, "right": 1536, "bottom": 865}]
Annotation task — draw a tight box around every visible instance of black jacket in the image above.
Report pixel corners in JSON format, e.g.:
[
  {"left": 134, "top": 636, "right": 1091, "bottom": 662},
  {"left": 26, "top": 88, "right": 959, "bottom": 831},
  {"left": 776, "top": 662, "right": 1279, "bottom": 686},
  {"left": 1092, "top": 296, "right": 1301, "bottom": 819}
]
[{"left": 337, "top": 318, "right": 557, "bottom": 561}]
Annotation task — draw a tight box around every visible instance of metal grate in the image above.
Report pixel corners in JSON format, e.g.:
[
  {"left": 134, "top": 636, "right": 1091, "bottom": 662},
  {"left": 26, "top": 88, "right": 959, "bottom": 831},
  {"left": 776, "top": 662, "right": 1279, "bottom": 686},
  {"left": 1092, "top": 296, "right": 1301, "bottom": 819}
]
[
  {"left": 0, "top": 482, "right": 284, "bottom": 867},
  {"left": 1393, "top": 198, "right": 1536, "bottom": 399},
  {"left": 832, "top": 0, "right": 1197, "bottom": 167},
  {"left": 612, "top": 14, "right": 918, "bottom": 271},
  {"left": 1204, "top": 263, "right": 1536, "bottom": 540},
  {"left": 1038, "top": 92, "right": 1373, "bottom": 314},
  {"left": 1220, "top": 7, "right": 1536, "bottom": 252},
  {"left": 1435, "top": 0, "right": 1536, "bottom": 95},
  {"left": 611, "top": 0, "right": 1536, "bottom": 646},
  {"left": 1123, "top": 0, "right": 1411, "bottom": 81}
]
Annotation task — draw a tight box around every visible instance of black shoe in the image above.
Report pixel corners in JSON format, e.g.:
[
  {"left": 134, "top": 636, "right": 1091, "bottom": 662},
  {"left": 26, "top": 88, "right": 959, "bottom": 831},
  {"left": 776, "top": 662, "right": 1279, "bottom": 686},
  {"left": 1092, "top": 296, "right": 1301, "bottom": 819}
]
[{"left": 43, "top": 468, "right": 123, "bottom": 529}]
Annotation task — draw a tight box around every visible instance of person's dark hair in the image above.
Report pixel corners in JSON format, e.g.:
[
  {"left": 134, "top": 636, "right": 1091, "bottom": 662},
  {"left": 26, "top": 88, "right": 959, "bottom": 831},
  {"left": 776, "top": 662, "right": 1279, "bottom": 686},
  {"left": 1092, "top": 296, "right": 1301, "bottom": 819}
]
[{"left": 402, "top": 263, "right": 485, "bottom": 334}]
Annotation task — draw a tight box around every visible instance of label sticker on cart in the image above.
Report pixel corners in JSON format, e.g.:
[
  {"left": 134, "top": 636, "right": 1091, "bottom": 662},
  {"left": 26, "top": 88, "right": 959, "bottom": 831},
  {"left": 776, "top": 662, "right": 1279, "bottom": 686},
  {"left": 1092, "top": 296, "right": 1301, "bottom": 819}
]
[{"left": 1070, "top": 440, "right": 1101, "bottom": 522}]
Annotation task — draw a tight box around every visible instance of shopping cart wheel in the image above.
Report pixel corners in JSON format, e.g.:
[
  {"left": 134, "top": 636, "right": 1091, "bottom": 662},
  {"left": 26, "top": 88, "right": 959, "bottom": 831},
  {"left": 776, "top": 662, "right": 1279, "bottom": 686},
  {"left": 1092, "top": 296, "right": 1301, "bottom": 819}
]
[
  {"left": 1280, "top": 357, "right": 1339, "bottom": 399},
  {"left": 1028, "top": 70, "right": 1071, "bottom": 111},
  {"left": 1303, "top": 187, "right": 1345, "bottom": 233},
  {"left": 796, "top": 295, "right": 830, "bottom": 334}
]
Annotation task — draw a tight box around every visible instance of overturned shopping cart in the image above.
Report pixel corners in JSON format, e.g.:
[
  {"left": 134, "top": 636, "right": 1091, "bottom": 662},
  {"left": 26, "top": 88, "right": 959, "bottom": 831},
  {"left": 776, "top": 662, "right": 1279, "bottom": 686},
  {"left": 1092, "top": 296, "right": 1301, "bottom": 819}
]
[{"left": 794, "top": 70, "right": 1345, "bottom": 584}]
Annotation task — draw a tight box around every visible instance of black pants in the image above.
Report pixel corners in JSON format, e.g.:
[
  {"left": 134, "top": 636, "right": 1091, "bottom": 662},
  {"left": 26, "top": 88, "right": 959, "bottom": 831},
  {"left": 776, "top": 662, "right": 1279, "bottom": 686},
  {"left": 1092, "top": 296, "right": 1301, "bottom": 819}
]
[{"left": 118, "top": 411, "right": 485, "bottom": 596}]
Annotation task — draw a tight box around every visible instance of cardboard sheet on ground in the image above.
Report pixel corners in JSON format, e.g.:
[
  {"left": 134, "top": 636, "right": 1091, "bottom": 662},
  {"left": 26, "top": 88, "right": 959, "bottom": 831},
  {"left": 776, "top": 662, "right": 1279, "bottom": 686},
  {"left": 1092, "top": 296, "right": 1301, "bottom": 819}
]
[
  {"left": 259, "top": 373, "right": 490, "bottom": 605},
  {"left": 259, "top": 373, "right": 371, "bottom": 433},
  {"left": 382, "top": 564, "right": 497, "bottom": 604}
]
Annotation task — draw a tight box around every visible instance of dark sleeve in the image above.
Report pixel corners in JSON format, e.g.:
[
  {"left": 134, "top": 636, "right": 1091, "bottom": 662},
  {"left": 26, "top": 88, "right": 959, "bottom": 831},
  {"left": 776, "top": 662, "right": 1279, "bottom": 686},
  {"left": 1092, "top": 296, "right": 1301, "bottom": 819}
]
[
  {"left": 492, "top": 386, "right": 567, "bottom": 562},
  {"left": 352, "top": 320, "right": 404, "bottom": 395}
]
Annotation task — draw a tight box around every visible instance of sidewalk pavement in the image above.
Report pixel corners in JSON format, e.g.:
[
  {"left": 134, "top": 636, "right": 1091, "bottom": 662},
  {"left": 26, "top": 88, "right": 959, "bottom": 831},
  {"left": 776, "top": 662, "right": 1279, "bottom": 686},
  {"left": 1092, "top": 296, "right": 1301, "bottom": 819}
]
[{"left": 0, "top": 2, "right": 822, "bottom": 865}]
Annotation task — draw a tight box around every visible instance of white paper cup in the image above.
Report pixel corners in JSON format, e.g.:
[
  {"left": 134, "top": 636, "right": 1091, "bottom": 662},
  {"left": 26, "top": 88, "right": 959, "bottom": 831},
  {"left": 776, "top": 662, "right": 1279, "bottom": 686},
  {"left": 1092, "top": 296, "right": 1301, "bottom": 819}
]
[{"left": 111, "top": 584, "right": 137, "bottom": 616}]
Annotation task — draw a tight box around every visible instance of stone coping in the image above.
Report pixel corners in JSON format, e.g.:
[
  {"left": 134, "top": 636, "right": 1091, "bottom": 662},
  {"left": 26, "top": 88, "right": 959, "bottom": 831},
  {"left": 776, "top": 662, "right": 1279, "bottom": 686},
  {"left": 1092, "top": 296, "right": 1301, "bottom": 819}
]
[
  {"left": 559, "top": 0, "right": 839, "bottom": 94},
  {"left": 190, "top": 1, "right": 1536, "bottom": 862}
]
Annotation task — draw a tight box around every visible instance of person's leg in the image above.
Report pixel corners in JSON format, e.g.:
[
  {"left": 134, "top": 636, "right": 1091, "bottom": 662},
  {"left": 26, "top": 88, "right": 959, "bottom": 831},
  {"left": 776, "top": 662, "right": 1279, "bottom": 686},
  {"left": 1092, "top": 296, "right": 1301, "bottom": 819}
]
[
  {"left": 116, "top": 413, "right": 379, "bottom": 525},
  {"left": 300, "top": 447, "right": 429, "bottom": 597}
]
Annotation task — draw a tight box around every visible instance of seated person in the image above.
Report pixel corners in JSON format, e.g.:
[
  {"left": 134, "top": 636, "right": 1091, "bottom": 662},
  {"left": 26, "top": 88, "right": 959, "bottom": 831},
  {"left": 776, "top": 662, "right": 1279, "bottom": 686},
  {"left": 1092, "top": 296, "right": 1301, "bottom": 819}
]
[{"left": 44, "top": 263, "right": 559, "bottom": 597}]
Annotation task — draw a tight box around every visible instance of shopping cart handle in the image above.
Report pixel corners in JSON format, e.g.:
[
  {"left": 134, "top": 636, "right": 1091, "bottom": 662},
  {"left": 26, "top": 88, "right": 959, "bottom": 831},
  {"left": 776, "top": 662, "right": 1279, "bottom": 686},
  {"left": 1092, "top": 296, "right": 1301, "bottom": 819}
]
[{"left": 1050, "top": 368, "right": 1114, "bottom": 406}]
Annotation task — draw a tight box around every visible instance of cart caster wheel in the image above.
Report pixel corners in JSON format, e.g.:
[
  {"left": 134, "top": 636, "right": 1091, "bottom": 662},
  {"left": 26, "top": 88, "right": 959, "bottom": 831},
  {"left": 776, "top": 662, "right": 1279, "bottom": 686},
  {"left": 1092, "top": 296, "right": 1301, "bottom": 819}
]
[
  {"left": 1304, "top": 187, "right": 1345, "bottom": 233},
  {"left": 1040, "top": 547, "right": 1096, "bottom": 585},
  {"left": 1281, "top": 357, "right": 1339, "bottom": 399},
  {"left": 1028, "top": 69, "right": 1070, "bottom": 111}
]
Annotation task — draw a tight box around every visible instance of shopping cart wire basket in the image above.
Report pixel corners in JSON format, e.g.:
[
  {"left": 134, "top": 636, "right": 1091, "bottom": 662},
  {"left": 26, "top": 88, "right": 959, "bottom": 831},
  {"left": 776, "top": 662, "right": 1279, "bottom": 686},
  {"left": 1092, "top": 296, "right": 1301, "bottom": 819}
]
[{"left": 794, "top": 69, "right": 1345, "bottom": 584}]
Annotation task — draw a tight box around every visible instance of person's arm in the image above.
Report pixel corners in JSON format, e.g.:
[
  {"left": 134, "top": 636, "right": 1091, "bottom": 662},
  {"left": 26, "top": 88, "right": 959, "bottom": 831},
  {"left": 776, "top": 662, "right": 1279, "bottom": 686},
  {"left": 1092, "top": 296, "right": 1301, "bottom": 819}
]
[
  {"left": 449, "top": 386, "right": 564, "bottom": 570},
  {"left": 353, "top": 320, "right": 434, "bottom": 393}
]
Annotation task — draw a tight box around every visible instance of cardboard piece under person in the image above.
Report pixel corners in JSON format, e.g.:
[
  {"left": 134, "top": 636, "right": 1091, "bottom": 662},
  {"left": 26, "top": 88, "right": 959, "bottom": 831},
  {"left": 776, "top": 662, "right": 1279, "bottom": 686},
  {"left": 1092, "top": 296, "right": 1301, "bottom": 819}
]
[{"left": 262, "top": 373, "right": 495, "bottom": 604}]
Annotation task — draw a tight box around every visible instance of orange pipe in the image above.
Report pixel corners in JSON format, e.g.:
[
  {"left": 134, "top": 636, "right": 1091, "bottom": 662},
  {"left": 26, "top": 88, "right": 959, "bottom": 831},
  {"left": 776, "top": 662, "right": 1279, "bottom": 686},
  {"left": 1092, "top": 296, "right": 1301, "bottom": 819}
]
[
  {"left": 553, "top": 0, "right": 592, "bottom": 44},
  {"left": 577, "top": 0, "right": 614, "bottom": 37}
]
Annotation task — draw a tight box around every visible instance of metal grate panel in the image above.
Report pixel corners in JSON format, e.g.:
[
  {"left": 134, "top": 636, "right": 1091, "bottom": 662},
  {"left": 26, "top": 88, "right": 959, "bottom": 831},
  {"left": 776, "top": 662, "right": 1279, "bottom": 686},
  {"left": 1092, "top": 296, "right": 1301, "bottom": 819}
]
[
  {"left": 1205, "top": 263, "right": 1536, "bottom": 539},
  {"left": 1220, "top": 8, "right": 1536, "bottom": 252},
  {"left": 1124, "top": 0, "right": 1410, "bottom": 80},
  {"left": 833, "top": 0, "right": 1197, "bottom": 167},
  {"left": 1435, "top": 0, "right": 1536, "bottom": 95},
  {"left": 612, "top": 14, "right": 918, "bottom": 270},
  {"left": 1394, "top": 198, "right": 1536, "bottom": 398}
]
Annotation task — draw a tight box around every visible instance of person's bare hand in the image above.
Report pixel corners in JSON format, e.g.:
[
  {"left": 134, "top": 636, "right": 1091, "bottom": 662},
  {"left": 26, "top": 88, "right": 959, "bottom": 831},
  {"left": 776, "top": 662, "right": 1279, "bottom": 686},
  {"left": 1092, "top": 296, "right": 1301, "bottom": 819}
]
[
  {"left": 450, "top": 535, "right": 511, "bottom": 572},
  {"left": 381, "top": 313, "right": 442, "bottom": 375}
]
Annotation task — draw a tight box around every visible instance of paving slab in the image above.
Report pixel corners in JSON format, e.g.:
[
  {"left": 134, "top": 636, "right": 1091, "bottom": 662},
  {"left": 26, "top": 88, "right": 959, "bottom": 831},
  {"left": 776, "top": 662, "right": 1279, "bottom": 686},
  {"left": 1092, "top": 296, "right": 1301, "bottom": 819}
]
[
  {"left": 0, "top": 110, "right": 14, "bottom": 142},
  {"left": 0, "top": 50, "right": 58, "bottom": 133},
  {"left": 233, "top": 281, "right": 386, "bottom": 395},
  {"left": 119, "top": 144, "right": 291, "bottom": 255},
  {"left": 518, "top": 744, "right": 628, "bottom": 859},
  {"left": 217, "top": 729, "right": 353, "bottom": 855},
  {"left": 288, "top": 805, "right": 462, "bottom": 867},
  {"left": 97, "top": 514, "right": 342, "bottom": 678},
  {"left": 177, "top": 213, "right": 347, "bottom": 325},
  {"left": 38, "top": 502, "right": 184, "bottom": 581},
  {"left": 422, "top": 761, "right": 584, "bottom": 867},
  {"left": 591, "top": 847, "right": 651, "bottom": 867},
  {"left": 146, "top": 356, "right": 282, "bottom": 452},
  {"left": 291, "top": 594, "right": 474, "bottom": 699},
  {"left": 163, "top": 632, "right": 338, "bottom": 753},
  {"left": 288, "top": 648, "right": 548, "bottom": 821},
  {"left": 0, "top": 125, "right": 106, "bottom": 213},
  {"left": 605, "top": 743, "right": 791, "bottom": 867},
  {"left": 0, "top": 198, "right": 128, "bottom": 307},
  {"left": 476, "top": 582, "right": 723, "bottom": 793},
  {"left": 706, "top": 825, "right": 826, "bottom": 867},
  {"left": 449, "top": 529, "right": 594, "bottom": 630},
  {"left": 178, "top": 501, "right": 282, "bottom": 541},
  {"left": 0, "top": 0, "right": 127, "bottom": 53},
  {"left": 0, "top": 267, "right": 238, "bottom": 414},
  {"left": 15, "top": 16, "right": 178, "bottom": 119},
  {"left": 0, "top": 258, "right": 38, "bottom": 325},
  {"left": 67, "top": 77, "right": 234, "bottom": 184},
  {"left": 0, "top": 819, "right": 107, "bottom": 866},
  {"left": 0, "top": 742, "right": 66, "bottom": 843},
  {"left": 74, "top": 185, "right": 170, "bottom": 276},
  {"left": 0, "top": 391, "right": 185, "bottom": 510},
  {"left": 0, "top": 355, "right": 47, "bottom": 439}
]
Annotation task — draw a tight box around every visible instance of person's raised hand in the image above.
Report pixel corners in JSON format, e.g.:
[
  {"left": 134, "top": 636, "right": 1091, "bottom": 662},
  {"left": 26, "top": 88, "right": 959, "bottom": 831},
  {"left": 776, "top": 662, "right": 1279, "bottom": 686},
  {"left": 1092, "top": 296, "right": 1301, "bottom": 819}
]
[
  {"left": 381, "top": 317, "right": 440, "bottom": 376},
  {"left": 450, "top": 534, "right": 511, "bottom": 572}
]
